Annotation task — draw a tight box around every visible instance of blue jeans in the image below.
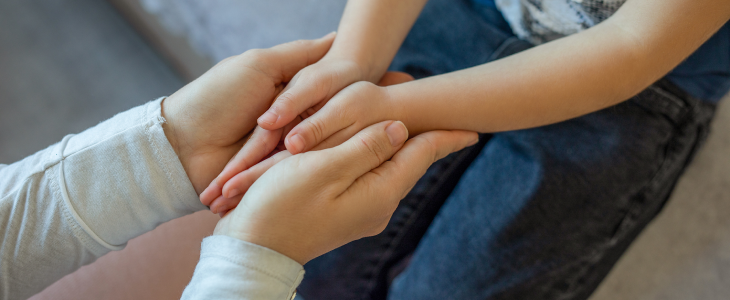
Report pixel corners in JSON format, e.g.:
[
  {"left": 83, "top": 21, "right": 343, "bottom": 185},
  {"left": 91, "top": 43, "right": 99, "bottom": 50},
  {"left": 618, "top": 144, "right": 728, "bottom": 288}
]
[{"left": 298, "top": 0, "right": 717, "bottom": 299}]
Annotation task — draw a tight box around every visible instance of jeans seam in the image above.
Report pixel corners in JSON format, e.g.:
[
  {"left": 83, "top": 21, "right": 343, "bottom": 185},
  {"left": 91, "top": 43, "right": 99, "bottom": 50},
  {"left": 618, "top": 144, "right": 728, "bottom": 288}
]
[
  {"left": 534, "top": 89, "right": 712, "bottom": 299},
  {"left": 614, "top": 92, "right": 711, "bottom": 244}
]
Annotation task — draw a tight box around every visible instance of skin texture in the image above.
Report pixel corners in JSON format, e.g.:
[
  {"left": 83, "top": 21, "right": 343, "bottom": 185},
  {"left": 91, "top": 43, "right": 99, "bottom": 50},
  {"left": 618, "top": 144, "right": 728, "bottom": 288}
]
[
  {"left": 205, "top": 0, "right": 730, "bottom": 213},
  {"left": 214, "top": 121, "right": 477, "bottom": 264},
  {"left": 288, "top": 0, "right": 730, "bottom": 144},
  {"left": 198, "top": 0, "right": 429, "bottom": 202},
  {"left": 161, "top": 34, "right": 478, "bottom": 261},
  {"left": 203, "top": 71, "right": 415, "bottom": 210},
  {"left": 162, "top": 33, "right": 336, "bottom": 195}
]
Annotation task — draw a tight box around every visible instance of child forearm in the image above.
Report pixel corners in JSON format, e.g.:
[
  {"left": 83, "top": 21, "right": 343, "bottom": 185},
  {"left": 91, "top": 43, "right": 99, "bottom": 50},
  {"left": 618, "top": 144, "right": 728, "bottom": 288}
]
[
  {"left": 389, "top": 0, "right": 730, "bottom": 135},
  {"left": 327, "top": 0, "right": 428, "bottom": 82},
  {"left": 271, "top": 0, "right": 729, "bottom": 156}
]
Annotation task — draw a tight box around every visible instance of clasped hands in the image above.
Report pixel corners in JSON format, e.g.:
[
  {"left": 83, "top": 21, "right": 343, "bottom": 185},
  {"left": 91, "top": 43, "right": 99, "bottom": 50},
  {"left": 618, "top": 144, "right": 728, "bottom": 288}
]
[{"left": 162, "top": 33, "right": 477, "bottom": 265}]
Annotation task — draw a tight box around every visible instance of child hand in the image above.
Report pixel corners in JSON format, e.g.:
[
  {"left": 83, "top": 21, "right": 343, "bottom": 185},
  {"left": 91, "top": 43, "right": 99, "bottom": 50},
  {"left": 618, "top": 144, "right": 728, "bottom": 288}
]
[
  {"left": 201, "top": 72, "right": 414, "bottom": 215},
  {"left": 198, "top": 54, "right": 365, "bottom": 209},
  {"left": 256, "top": 55, "right": 368, "bottom": 131}
]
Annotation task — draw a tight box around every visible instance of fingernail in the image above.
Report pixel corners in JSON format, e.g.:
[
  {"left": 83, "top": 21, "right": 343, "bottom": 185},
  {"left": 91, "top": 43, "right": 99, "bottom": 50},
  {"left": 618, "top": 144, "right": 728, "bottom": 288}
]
[
  {"left": 226, "top": 189, "right": 241, "bottom": 199},
  {"left": 258, "top": 111, "right": 278, "bottom": 126},
  {"left": 467, "top": 137, "right": 479, "bottom": 146},
  {"left": 324, "top": 31, "right": 336, "bottom": 38},
  {"left": 289, "top": 134, "right": 305, "bottom": 153},
  {"left": 385, "top": 121, "right": 408, "bottom": 147}
]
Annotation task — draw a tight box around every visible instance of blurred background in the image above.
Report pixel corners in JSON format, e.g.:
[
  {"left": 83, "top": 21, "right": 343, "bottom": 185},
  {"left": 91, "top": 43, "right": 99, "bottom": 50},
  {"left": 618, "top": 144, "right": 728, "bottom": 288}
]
[{"left": 1, "top": 0, "right": 727, "bottom": 299}]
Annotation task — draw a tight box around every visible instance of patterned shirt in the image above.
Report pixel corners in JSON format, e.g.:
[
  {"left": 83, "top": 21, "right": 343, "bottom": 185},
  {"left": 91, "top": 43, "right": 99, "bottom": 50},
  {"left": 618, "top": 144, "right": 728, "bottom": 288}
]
[
  {"left": 496, "top": 0, "right": 626, "bottom": 44},
  {"left": 492, "top": 0, "right": 730, "bottom": 102}
]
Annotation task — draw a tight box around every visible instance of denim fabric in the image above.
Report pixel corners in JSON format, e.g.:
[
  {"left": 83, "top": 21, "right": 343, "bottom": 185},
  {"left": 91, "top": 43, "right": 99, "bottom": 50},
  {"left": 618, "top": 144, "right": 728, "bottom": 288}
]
[
  {"left": 667, "top": 22, "right": 730, "bottom": 103},
  {"left": 298, "top": 0, "right": 717, "bottom": 299}
]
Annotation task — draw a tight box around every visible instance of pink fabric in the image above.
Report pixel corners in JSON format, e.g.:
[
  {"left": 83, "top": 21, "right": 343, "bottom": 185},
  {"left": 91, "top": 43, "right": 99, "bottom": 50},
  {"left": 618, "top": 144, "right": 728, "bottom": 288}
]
[{"left": 30, "top": 211, "right": 219, "bottom": 300}]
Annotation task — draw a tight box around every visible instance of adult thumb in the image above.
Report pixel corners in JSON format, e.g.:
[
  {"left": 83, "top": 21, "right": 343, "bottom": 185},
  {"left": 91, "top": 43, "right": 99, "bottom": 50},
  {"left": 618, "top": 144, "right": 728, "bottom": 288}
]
[{"left": 318, "top": 121, "right": 409, "bottom": 181}]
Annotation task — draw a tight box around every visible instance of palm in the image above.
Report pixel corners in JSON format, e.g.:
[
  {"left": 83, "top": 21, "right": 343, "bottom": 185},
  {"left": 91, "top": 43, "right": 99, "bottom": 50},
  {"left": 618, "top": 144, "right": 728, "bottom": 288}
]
[{"left": 165, "top": 58, "right": 288, "bottom": 194}]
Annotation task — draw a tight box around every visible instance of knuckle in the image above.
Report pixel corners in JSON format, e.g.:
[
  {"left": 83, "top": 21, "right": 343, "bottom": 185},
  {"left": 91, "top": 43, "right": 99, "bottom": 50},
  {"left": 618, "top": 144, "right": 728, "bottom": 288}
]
[
  {"left": 298, "top": 68, "right": 319, "bottom": 82},
  {"left": 330, "top": 100, "right": 353, "bottom": 122},
  {"left": 275, "top": 92, "right": 297, "bottom": 110},
  {"left": 414, "top": 136, "right": 439, "bottom": 162},
  {"left": 357, "top": 131, "right": 389, "bottom": 167},
  {"left": 305, "top": 118, "right": 328, "bottom": 144},
  {"left": 345, "top": 81, "right": 385, "bottom": 107},
  {"left": 300, "top": 71, "right": 331, "bottom": 96}
]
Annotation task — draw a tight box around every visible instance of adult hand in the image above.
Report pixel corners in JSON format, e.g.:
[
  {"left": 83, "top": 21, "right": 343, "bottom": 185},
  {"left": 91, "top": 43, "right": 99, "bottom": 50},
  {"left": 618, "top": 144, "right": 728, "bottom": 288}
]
[
  {"left": 161, "top": 33, "right": 336, "bottom": 195},
  {"left": 214, "top": 121, "right": 478, "bottom": 265},
  {"left": 201, "top": 72, "right": 414, "bottom": 213},
  {"left": 204, "top": 80, "right": 413, "bottom": 215},
  {"left": 203, "top": 55, "right": 371, "bottom": 203}
]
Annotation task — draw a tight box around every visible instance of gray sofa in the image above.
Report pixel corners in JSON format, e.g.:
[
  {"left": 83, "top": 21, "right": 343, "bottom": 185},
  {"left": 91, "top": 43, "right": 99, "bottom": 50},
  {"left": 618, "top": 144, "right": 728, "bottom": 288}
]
[{"left": 30, "top": 1, "right": 730, "bottom": 299}]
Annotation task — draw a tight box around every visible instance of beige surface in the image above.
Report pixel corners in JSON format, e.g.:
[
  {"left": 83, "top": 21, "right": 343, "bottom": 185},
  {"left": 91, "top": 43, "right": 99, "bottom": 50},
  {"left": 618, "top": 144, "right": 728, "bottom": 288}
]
[
  {"left": 590, "top": 94, "right": 730, "bottom": 299},
  {"left": 30, "top": 212, "right": 219, "bottom": 300}
]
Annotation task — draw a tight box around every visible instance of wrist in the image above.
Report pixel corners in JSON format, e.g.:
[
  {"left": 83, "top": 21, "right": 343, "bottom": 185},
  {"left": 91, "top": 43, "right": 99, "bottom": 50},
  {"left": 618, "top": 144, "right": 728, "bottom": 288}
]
[
  {"left": 160, "top": 97, "right": 198, "bottom": 192},
  {"left": 322, "top": 51, "right": 376, "bottom": 83},
  {"left": 214, "top": 217, "right": 310, "bottom": 265},
  {"left": 382, "top": 84, "right": 412, "bottom": 134},
  {"left": 160, "top": 97, "right": 185, "bottom": 165}
]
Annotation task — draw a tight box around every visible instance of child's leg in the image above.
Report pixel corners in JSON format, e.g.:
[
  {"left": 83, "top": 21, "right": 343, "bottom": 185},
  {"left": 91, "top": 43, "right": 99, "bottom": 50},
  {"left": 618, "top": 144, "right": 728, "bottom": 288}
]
[
  {"left": 387, "top": 81, "right": 715, "bottom": 299},
  {"left": 298, "top": 0, "right": 717, "bottom": 299},
  {"left": 297, "top": 1, "right": 524, "bottom": 298}
]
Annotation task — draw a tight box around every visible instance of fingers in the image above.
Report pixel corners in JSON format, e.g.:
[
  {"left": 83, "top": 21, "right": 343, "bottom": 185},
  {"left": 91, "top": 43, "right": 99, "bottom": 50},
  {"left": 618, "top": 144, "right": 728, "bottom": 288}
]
[
  {"left": 261, "top": 32, "right": 336, "bottom": 83},
  {"left": 211, "top": 150, "right": 293, "bottom": 214},
  {"left": 372, "top": 130, "right": 479, "bottom": 190},
  {"left": 223, "top": 127, "right": 283, "bottom": 197},
  {"left": 285, "top": 81, "right": 385, "bottom": 154},
  {"left": 258, "top": 63, "right": 357, "bottom": 131},
  {"left": 312, "top": 121, "right": 409, "bottom": 183},
  {"left": 208, "top": 193, "right": 243, "bottom": 217},
  {"left": 276, "top": 72, "right": 411, "bottom": 154},
  {"left": 284, "top": 102, "right": 354, "bottom": 154},
  {"left": 258, "top": 69, "right": 413, "bottom": 133},
  {"left": 340, "top": 130, "right": 479, "bottom": 221},
  {"left": 212, "top": 120, "right": 408, "bottom": 214},
  {"left": 199, "top": 126, "right": 282, "bottom": 205}
]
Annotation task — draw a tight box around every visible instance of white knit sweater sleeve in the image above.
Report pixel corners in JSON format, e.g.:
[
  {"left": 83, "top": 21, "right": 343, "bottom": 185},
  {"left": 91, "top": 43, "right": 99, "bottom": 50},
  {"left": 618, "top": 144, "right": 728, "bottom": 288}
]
[
  {"left": 0, "top": 98, "right": 304, "bottom": 300},
  {"left": 182, "top": 235, "right": 305, "bottom": 300}
]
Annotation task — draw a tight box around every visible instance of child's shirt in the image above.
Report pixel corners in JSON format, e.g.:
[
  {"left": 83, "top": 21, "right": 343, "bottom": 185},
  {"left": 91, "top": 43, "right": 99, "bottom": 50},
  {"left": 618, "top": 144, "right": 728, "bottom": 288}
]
[
  {"left": 496, "top": 0, "right": 625, "bottom": 45},
  {"left": 483, "top": 0, "right": 730, "bottom": 102}
]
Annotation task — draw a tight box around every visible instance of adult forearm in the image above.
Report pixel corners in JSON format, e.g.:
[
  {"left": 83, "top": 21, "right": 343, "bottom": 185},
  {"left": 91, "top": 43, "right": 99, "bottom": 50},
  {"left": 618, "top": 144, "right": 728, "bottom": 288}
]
[
  {"left": 389, "top": 2, "right": 730, "bottom": 135},
  {"left": 327, "top": 0, "right": 428, "bottom": 82},
  {"left": 0, "top": 99, "right": 206, "bottom": 299}
]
